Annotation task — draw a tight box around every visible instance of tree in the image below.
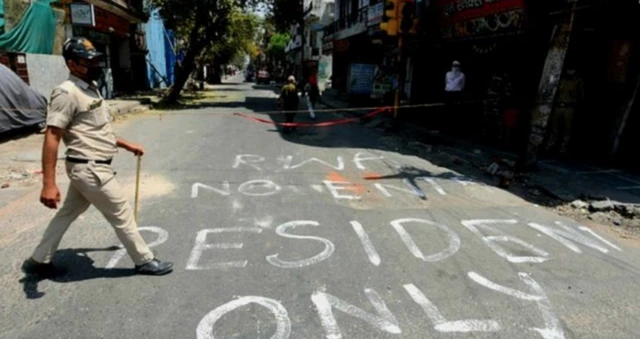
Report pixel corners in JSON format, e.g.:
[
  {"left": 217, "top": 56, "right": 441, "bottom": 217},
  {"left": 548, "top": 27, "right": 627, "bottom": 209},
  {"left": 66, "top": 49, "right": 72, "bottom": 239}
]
[
  {"left": 149, "top": 0, "right": 258, "bottom": 102},
  {"left": 264, "top": 0, "right": 302, "bottom": 32},
  {"left": 265, "top": 32, "right": 289, "bottom": 72},
  {"left": 200, "top": 11, "right": 260, "bottom": 83}
]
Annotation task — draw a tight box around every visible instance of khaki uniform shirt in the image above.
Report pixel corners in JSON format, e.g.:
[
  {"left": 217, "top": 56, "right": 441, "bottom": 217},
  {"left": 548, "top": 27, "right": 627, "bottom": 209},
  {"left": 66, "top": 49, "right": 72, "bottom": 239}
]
[
  {"left": 280, "top": 83, "right": 299, "bottom": 110},
  {"left": 46, "top": 75, "right": 117, "bottom": 160}
]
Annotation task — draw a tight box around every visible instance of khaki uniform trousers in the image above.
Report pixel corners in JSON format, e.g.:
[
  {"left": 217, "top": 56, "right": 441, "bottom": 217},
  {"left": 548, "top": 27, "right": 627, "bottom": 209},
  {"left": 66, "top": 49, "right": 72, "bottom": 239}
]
[{"left": 32, "top": 161, "right": 154, "bottom": 266}]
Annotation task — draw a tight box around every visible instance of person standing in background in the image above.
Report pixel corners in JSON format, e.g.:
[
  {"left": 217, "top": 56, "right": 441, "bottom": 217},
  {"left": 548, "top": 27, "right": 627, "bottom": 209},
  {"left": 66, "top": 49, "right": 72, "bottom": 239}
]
[
  {"left": 443, "top": 60, "right": 466, "bottom": 129},
  {"left": 279, "top": 75, "right": 300, "bottom": 133},
  {"left": 305, "top": 72, "right": 320, "bottom": 120}
]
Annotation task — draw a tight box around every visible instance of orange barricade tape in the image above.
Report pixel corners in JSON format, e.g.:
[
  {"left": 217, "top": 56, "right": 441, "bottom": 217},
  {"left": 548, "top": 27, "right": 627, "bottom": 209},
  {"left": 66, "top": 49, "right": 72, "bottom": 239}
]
[{"left": 233, "top": 107, "right": 391, "bottom": 127}]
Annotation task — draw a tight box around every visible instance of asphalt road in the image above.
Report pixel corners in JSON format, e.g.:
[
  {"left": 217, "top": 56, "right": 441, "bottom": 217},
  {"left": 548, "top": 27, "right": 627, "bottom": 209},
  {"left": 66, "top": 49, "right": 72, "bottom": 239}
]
[{"left": 1, "top": 76, "right": 639, "bottom": 339}]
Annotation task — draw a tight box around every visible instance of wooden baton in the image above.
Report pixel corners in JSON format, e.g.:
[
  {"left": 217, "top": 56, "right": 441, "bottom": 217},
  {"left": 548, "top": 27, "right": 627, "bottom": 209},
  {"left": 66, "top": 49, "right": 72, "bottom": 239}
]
[{"left": 134, "top": 155, "right": 141, "bottom": 224}]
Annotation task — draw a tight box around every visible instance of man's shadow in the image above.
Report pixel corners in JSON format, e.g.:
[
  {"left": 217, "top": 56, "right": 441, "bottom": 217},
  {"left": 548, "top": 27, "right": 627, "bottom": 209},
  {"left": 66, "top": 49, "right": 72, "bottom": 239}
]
[{"left": 20, "top": 246, "right": 136, "bottom": 300}]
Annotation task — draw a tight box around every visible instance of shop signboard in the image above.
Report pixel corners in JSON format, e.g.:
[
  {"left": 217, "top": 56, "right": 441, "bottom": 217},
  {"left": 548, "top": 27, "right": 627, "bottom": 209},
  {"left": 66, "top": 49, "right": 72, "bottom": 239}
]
[
  {"left": 371, "top": 65, "right": 393, "bottom": 99},
  {"left": 438, "top": 0, "right": 527, "bottom": 40},
  {"left": 367, "top": 2, "right": 384, "bottom": 26},
  {"left": 334, "top": 39, "right": 350, "bottom": 53},
  {"left": 94, "top": 6, "right": 130, "bottom": 37},
  {"left": 70, "top": 3, "right": 95, "bottom": 26},
  {"left": 350, "top": 63, "right": 375, "bottom": 95},
  {"left": 322, "top": 40, "right": 333, "bottom": 55}
]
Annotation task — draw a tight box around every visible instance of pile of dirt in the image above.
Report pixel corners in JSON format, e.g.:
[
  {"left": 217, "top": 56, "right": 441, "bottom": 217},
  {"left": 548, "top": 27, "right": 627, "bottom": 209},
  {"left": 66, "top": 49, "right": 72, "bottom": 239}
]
[
  {"left": 0, "top": 165, "right": 44, "bottom": 189},
  {"left": 553, "top": 199, "right": 640, "bottom": 235}
]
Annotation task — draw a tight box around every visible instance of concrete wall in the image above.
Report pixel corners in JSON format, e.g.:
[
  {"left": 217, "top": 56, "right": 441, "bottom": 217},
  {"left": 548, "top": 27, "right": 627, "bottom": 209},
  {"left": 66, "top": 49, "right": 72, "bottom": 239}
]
[{"left": 26, "top": 53, "right": 68, "bottom": 98}]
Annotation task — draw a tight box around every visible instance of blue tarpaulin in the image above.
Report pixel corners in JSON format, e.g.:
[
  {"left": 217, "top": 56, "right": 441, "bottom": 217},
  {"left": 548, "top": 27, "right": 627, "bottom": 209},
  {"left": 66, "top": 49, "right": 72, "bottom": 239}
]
[{"left": 0, "top": 0, "right": 58, "bottom": 54}]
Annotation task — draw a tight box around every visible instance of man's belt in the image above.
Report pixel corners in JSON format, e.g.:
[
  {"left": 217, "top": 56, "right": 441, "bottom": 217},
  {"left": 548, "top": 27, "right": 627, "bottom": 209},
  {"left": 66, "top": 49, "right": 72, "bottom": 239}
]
[{"left": 66, "top": 157, "right": 112, "bottom": 165}]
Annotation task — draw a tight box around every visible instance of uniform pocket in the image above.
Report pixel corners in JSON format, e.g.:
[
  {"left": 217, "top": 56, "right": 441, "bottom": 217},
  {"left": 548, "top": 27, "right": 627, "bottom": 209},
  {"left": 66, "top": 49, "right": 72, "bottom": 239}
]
[
  {"left": 91, "top": 105, "right": 109, "bottom": 126},
  {"left": 67, "top": 163, "right": 88, "bottom": 179},
  {"left": 87, "top": 164, "right": 115, "bottom": 186}
]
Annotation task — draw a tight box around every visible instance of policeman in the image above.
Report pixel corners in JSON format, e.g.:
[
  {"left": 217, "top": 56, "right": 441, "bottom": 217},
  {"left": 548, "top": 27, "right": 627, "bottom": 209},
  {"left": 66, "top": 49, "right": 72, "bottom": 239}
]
[{"left": 21, "top": 37, "right": 173, "bottom": 276}]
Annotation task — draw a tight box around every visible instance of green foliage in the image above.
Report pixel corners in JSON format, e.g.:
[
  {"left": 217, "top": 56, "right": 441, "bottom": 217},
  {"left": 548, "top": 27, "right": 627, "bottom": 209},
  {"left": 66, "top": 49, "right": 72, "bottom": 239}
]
[
  {"left": 263, "top": 0, "right": 302, "bottom": 32},
  {"left": 205, "top": 11, "right": 260, "bottom": 65},
  {"left": 266, "top": 32, "right": 289, "bottom": 66},
  {"left": 148, "top": 0, "right": 262, "bottom": 100}
]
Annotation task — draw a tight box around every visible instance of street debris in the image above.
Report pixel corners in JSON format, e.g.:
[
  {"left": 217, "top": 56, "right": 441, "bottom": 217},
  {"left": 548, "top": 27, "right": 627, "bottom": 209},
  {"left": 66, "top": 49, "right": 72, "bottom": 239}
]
[
  {"left": 571, "top": 199, "right": 589, "bottom": 209},
  {"left": 1, "top": 183, "right": 9, "bottom": 189},
  {"left": 590, "top": 199, "right": 615, "bottom": 212}
]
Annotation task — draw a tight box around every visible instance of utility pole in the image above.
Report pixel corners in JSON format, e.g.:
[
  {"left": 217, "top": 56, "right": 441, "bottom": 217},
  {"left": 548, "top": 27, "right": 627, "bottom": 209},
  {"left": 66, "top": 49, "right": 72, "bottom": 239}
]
[
  {"left": 383, "top": 0, "right": 415, "bottom": 118},
  {"left": 394, "top": 35, "right": 403, "bottom": 118}
]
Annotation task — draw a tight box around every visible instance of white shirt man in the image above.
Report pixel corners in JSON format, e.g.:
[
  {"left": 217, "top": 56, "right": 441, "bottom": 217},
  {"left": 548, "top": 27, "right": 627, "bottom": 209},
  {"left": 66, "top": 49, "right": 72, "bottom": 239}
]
[{"left": 445, "top": 61, "right": 465, "bottom": 92}]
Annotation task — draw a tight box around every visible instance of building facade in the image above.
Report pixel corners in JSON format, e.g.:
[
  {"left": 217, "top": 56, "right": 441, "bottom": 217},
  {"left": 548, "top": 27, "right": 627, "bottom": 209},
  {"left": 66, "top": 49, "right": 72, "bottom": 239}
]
[
  {"left": 1, "top": 0, "right": 151, "bottom": 98},
  {"left": 66, "top": 0, "right": 148, "bottom": 97},
  {"left": 322, "top": 0, "right": 640, "bottom": 167},
  {"left": 285, "top": 0, "right": 335, "bottom": 90}
]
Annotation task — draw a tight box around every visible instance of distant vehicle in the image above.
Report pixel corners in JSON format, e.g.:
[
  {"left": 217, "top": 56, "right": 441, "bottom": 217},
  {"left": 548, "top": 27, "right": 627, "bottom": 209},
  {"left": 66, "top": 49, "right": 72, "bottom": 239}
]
[
  {"left": 245, "top": 70, "right": 254, "bottom": 82},
  {"left": 256, "top": 70, "right": 271, "bottom": 84},
  {"left": 0, "top": 64, "right": 47, "bottom": 135}
]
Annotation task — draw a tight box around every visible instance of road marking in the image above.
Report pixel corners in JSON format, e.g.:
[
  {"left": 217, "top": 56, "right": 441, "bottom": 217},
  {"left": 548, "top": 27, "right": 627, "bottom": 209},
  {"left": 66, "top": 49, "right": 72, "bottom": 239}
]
[
  {"left": 461, "top": 219, "right": 550, "bottom": 264},
  {"left": 233, "top": 154, "right": 265, "bottom": 171},
  {"left": 266, "top": 221, "right": 335, "bottom": 268},
  {"left": 469, "top": 272, "right": 565, "bottom": 339},
  {"left": 283, "top": 155, "right": 345, "bottom": 171},
  {"left": 323, "top": 180, "right": 361, "bottom": 200},
  {"left": 528, "top": 222, "right": 609, "bottom": 254},
  {"left": 238, "top": 179, "right": 282, "bottom": 196},
  {"left": 391, "top": 218, "right": 461, "bottom": 262},
  {"left": 186, "top": 227, "right": 263, "bottom": 270},
  {"left": 106, "top": 226, "right": 169, "bottom": 269},
  {"left": 350, "top": 221, "right": 381, "bottom": 266},
  {"left": 579, "top": 226, "right": 622, "bottom": 251},
  {"left": 197, "top": 296, "right": 291, "bottom": 339},
  {"left": 419, "top": 177, "right": 447, "bottom": 196},
  {"left": 404, "top": 283, "right": 500, "bottom": 332},
  {"left": 192, "top": 182, "right": 231, "bottom": 198},
  {"left": 312, "top": 288, "right": 401, "bottom": 339}
]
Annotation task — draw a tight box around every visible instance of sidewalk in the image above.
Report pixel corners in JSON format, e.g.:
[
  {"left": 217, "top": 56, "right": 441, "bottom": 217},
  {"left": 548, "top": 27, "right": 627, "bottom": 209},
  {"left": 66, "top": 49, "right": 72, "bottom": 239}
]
[
  {"left": 319, "top": 90, "right": 640, "bottom": 232},
  {"left": 107, "top": 99, "right": 150, "bottom": 117},
  {"left": 319, "top": 89, "right": 349, "bottom": 110}
]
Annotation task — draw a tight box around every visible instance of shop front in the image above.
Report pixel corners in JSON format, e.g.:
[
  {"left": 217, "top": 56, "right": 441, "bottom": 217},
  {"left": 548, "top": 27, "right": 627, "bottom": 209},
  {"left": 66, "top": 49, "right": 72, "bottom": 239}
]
[
  {"left": 68, "top": 0, "right": 146, "bottom": 97},
  {"left": 408, "top": 0, "right": 534, "bottom": 148}
]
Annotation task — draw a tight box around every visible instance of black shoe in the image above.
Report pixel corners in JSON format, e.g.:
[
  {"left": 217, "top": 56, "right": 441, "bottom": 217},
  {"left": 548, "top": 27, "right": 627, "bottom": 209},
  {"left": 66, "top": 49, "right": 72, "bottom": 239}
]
[
  {"left": 135, "top": 258, "right": 173, "bottom": 276},
  {"left": 21, "top": 258, "right": 66, "bottom": 277}
]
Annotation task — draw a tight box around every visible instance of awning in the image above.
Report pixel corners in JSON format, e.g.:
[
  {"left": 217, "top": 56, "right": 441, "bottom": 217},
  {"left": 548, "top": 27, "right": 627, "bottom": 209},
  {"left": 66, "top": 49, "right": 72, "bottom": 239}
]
[{"left": 82, "top": 0, "right": 147, "bottom": 23}]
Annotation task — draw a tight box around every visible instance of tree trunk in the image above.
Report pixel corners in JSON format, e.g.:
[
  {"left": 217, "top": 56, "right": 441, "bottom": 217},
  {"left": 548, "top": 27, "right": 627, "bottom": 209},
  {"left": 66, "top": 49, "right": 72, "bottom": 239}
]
[
  {"left": 165, "top": 13, "right": 208, "bottom": 104},
  {"left": 166, "top": 47, "right": 199, "bottom": 103},
  {"left": 519, "top": 7, "right": 575, "bottom": 169}
]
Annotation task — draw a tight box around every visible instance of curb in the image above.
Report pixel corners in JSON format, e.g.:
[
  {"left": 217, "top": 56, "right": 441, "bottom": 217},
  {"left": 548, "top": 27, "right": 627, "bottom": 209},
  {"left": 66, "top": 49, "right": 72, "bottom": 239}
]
[{"left": 110, "top": 104, "right": 150, "bottom": 117}]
